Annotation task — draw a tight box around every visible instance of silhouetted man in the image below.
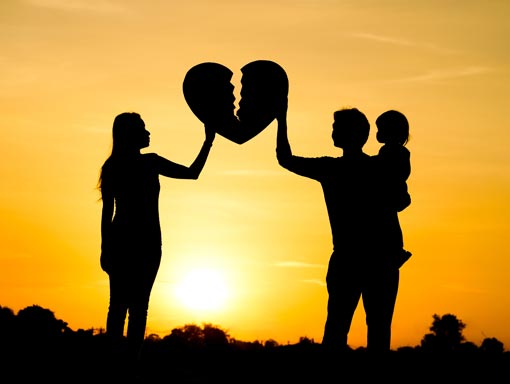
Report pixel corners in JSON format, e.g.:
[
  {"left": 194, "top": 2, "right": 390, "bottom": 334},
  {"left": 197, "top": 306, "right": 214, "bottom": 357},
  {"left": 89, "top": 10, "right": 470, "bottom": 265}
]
[{"left": 276, "top": 104, "right": 402, "bottom": 352}]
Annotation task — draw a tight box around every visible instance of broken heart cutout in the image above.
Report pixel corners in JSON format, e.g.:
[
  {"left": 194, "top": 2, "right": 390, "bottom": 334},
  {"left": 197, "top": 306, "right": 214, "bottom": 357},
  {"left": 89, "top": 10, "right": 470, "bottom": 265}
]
[{"left": 183, "top": 60, "right": 288, "bottom": 144}]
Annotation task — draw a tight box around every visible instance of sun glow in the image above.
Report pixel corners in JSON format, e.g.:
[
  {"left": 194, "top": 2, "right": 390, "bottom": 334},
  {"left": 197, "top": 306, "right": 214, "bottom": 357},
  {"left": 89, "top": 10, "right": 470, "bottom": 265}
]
[{"left": 175, "top": 268, "right": 229, "bottom": 312}]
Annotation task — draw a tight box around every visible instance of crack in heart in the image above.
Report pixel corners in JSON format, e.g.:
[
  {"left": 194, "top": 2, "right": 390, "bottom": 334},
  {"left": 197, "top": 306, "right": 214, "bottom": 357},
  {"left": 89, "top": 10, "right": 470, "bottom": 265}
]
[{"left": 183, "top": 60, "right": 288, "bottom": 144}]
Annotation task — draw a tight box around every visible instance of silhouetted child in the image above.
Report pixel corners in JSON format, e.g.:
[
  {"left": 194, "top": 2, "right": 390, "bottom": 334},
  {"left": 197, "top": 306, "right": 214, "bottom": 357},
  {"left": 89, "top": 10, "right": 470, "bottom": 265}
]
[{"left": 375, "top": 110, "right": 412, "bottom": 268}]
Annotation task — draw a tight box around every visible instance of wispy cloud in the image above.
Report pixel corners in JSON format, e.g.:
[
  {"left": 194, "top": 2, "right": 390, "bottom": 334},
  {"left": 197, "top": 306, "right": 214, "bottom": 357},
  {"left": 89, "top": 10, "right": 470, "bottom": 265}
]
[
  {"left": 302, "top": 278, "right": 326, "bottom": 287},
  {"left": 273, "top": 262, "right": 326, "bottom": 286},
  {"left": 393, "top": 66, "right": 491, "bottom": 84},
  {"left": 351, "top": 32, "right": 415, "bottom": 47},
  {"left": 25, "top": 0, "right": 128, "bottom": 13},
  {"left": 350, "top": 32, "right": 459, "bottom": 55},
  {"left": 274, "top": 261, "right": 324, "bottom": 269},
  {"left": 220, "top": 169, "right": 283, "bottom": 177}
]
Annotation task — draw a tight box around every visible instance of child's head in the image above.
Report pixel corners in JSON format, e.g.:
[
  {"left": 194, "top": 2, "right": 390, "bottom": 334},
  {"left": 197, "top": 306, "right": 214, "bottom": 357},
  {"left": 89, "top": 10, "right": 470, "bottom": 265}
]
[{"left": 376, "top": 110, "right": 409, "bottom": 145}]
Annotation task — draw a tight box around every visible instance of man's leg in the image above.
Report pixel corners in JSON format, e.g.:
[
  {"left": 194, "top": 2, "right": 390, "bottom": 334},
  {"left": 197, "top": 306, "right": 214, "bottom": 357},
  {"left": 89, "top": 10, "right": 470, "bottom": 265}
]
[
  {"left": 363, "top": 267, "right": 399, "bottom": 352},
  {"left": 322, "top": 254, "right": 361, "bottom": 351}
]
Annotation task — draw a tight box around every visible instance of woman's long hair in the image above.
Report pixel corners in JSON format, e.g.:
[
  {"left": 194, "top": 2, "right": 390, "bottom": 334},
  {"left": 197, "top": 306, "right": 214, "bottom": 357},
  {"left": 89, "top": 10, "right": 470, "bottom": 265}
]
[{"left": 97, "top": 112, "right": 142, "bottom": 194}]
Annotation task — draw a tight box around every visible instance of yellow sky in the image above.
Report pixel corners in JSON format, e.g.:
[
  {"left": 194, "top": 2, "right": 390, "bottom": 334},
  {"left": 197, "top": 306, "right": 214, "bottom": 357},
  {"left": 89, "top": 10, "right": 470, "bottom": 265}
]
[{"left": 1, "top": 0, "right": 509, "bottom": 349}]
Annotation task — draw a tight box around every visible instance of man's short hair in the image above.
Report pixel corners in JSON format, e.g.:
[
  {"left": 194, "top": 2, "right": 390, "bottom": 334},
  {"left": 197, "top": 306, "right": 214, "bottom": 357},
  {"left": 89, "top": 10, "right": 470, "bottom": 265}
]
[{"left": 333, "top": 108, "right": 370, "bottom": 147}]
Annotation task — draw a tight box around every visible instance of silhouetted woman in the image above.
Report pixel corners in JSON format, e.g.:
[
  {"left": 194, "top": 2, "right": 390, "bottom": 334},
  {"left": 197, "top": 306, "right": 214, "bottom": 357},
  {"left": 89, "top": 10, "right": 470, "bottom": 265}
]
[{"left": 98, "top": 112, "right": 215, "bottom": 369}]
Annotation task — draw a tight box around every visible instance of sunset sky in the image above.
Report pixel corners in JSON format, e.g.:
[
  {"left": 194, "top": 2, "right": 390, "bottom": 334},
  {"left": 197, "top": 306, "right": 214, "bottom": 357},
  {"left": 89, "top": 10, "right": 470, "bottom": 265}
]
[{"left": 1, "top": 0, "right": 509, "bottom": 350}]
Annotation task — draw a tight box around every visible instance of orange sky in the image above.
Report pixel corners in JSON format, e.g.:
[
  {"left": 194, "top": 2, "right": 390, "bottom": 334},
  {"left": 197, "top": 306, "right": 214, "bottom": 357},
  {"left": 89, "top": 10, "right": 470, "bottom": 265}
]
[{"left": 1, "top": 0, "right": 509, "bottom": 350}]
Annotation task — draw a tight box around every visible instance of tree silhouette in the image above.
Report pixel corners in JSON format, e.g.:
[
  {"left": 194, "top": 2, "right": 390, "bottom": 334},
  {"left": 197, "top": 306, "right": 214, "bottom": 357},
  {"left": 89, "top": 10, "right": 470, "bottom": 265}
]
[
  {"left": 420, "top": 313, "right": 466, "bottom": 352},
  {"left": 16, "top": 304, "right": 69, "bottom": 341},
  {"left": 264, "top": 339, "right": 279, "bottom": 348},
  {"left": 0, "top": 305, "right": 16, "bottom": 346},
  {"left": 171, "top": 323, "right": 203, "bottom": 349},
  {"left": 146, "top": 333, "right": 161, "bottom": 343},
  {"left": 480, "top": 337, "right": 505, "bottom": 354},
  {"left": 161, "top": 323, "right": 230, "bottom": 352},
  {"left": 202, "top": 323, "right": 229, "bottom": 350}
]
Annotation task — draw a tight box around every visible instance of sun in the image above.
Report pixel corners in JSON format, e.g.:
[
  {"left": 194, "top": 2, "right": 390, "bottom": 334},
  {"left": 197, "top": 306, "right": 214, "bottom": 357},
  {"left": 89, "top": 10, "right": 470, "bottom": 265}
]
[{"left": 175, "top": 268, "right": 229, "bottom": 312}]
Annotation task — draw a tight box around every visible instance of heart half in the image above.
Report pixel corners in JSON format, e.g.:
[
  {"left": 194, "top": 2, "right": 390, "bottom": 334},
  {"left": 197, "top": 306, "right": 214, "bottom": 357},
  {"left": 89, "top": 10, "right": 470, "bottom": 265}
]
[{"left": 183, "top": 60, "right": 288, "bottom": 144}]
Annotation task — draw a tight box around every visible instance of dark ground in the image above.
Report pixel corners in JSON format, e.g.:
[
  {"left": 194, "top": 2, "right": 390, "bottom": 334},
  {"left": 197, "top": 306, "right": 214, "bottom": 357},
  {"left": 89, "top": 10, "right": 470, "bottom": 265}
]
[{"left": 4, "top": 344, "right": 509, "bottom": 383}]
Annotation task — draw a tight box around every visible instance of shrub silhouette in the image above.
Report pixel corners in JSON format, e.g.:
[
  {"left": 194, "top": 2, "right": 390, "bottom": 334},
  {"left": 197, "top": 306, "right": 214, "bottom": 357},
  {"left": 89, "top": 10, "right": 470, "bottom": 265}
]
[
  {"left": 420, "top": 313, "right": 466, "bottom": 352},
  {"left": 161, "top": 323, "right": 230, "bottom": 352},
  {"left": 16, "top": 305, "right": 69, "bottom": 342},
  {"left": 0, "top": 306, "right": 16, "bottom": 344},
  {"left": 481, "top": 337, "right": 505, "bottom": 354}
]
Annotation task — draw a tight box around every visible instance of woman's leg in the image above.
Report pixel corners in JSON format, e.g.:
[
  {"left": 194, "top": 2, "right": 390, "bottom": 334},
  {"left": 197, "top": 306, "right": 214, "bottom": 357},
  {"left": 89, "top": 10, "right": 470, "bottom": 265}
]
[
  {"left": 106, "top": 272, "right": 129, "bottom": 341},
  {"left": 126, "top": 251, "right": 161, "bottom": 361}
]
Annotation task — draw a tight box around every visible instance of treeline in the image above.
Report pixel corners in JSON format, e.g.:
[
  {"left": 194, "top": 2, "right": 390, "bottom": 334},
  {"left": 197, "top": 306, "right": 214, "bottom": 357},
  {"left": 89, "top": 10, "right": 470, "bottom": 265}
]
[
  {"left": 1, "top": 304, "right": 509, "bottom": 382},
  {"left": 0, "top": 304, "right": 506, "bottom": 355}
]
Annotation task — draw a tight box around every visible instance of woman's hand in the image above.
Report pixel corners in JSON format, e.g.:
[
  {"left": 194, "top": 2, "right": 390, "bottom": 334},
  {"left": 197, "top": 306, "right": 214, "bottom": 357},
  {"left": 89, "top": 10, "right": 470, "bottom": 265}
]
[
  {"left": 275, "top": 97, "right": 288, "bottom": 122},
  {"left": 204, "top": 124, "right": 216, "bottom": 145}
]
